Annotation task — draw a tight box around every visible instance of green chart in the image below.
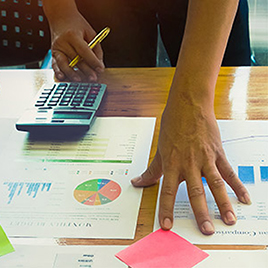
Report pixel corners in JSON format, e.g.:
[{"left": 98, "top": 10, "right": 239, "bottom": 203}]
[{"left": 74, "top": 179, "right": 121, "bottom": 206}]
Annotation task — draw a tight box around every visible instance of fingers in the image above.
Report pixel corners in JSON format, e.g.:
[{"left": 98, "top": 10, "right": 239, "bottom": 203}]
[
  {"left": 203, "top": 164, "right": 237, "bottom": 226},
  {"left": 131, "top": 151, "right": 162, "bottom": 187},
  {"left": 76, "top": 61, "right": 98, "bottom": 82},
  {"left": 52, "top": 40, "right": 104, "bottom": 82},
  {"left": 52, "top": 48, "right": 82, "bottom": 82},
  {"left": 217, "top": 154, "right": 251, "bottom": 205},
  {"left": 71, "top": 38, "right": 105, "bottom": 72},
  {"left": 52, "top": 57, "right": 65, "bottom": 81},
  {"left": 185, "top": 170, "right": 215, "bottom": 235},
  {"left": 159, "top": 171, "right": 180, "bottom": 230}
]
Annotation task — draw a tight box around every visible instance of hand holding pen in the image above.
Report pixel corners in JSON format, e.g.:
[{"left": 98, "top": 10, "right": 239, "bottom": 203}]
[{"left": 48, "top": 9, "right": 110, "bottom": 82}]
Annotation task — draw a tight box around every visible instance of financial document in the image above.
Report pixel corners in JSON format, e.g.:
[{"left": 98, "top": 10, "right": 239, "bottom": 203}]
[
  {"left": 1, "top": 243, "right": 266, "bottom": 268},
  {"left": 0, "top": 244, "right": 127, "bottom": 268},
  {"left": 0, "top": 117, "right": 155, "bottom": 239},
  {"left": 154, "top": 120, "right": 268, "bottom": 245},
  {"left": 195, "top": 250, "right": 268, "bottom": 268}
]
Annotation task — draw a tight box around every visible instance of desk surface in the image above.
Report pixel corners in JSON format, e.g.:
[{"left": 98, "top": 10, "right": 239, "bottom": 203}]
[{"left": 0, "top": 67, "right": 267, "bottom": 250}]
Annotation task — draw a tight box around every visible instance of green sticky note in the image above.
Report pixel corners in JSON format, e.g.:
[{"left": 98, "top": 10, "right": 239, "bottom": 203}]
[{"left": 0, "top": 225, "right": 14, "bottom": 257}]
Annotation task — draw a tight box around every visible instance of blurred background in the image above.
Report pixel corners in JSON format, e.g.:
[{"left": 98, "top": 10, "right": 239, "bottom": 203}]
[
  {"left": 157, "top": 0, "right": 268, "bottom": 67},
  {"left": 1, "top": 0, "right": 267, "bottom": 69}
]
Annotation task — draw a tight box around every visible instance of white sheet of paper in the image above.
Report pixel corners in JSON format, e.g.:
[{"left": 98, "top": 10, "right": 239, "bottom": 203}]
[
  {"left": 0, "top": 244, "right": 127, "bottom": 268},
  {"left": 195, "top": 250, "right": 268, "bottom": 268},
  {"left": 154, "top": 120, "right": 268, "bottom": 245},
  {"left": 1, "top": 243, "right": 267, "bottom": 268},
  {"left": 0, "top": 117, "right": 155, "bottom": 239}
]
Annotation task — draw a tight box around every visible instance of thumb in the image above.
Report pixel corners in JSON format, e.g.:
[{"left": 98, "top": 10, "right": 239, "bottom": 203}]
[{"left": 131, "top": 151, "right": 162, "bottom": 187}]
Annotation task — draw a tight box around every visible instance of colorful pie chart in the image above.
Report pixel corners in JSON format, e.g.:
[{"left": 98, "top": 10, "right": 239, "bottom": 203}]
[{"left": 73, "top": 178, "right": 121, "bottom": 206}]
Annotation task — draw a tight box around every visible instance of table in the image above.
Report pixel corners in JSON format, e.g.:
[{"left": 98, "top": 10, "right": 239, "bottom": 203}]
[{"left": 0, "top": 67, "right": 267, "bottom": 250}]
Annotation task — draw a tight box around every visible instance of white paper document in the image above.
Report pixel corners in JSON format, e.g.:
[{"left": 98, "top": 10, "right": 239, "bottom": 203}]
[
  {"left": 154, "top": 120, "right": 268, "bottom": 245},
  {"left": 195, "top": 250, "right": 268, "bottom": 268},
  {"left": 0, "top": 117, "right": 155, "bottom": 239},
  {"left": 0, "top": 244, "right": 127, "bottom": 268},
  {"left": 1, "top": 244, "right": 267, "bottom": 268}
]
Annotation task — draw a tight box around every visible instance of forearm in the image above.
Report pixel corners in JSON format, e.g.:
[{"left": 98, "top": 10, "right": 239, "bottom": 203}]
[
  {"left": 43, "top": 0, "right": 78, "bottom": 24},
  {"left": 169, "top": 0, "right": 239, "bottom": 109}
]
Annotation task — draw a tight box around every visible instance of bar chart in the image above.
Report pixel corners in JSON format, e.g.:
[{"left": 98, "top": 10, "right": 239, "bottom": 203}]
[{"left": 3, "top": 181, "right": 52, "bottom": 204}]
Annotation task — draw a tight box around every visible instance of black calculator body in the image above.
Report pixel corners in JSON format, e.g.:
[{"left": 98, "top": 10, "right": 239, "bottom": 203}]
[{"left": 16, "top": 82, "right": 106, "bottom": 132}]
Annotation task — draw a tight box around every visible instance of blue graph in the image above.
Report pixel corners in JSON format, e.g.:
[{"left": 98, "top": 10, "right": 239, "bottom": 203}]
[
  {"left": 3, "top": 181, "right": 52, "bottom": 204},
  {"left": 238, "top": 166, "right": 255, "bottom": 184},
  {"left": 201, "top": 166, "right": 268, "bottom": 185},
  {"left": 260, "top": 166, "right": 268, "bottom": 182}
]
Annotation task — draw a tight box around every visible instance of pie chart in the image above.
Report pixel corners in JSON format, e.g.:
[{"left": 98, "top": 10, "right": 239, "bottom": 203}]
[{"left": 73, "top": 178, "right": 121, "bottom": 206}]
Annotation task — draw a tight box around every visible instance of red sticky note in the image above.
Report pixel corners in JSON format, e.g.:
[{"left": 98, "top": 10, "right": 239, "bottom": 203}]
[{"left": 116, "top": 229, "right": 209, "bottom": 268}]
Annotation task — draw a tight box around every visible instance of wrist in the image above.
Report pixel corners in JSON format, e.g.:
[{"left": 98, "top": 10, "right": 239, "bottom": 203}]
[
  {"left": 168, "top": 73, "right": 215, "bottom": 109},
  {"left": 43, "top": 0, "right": 78, "bottom": 25}
]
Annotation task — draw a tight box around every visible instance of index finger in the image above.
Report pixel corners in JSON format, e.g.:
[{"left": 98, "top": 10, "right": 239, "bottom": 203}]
[{"left": 71, "top": 38, "right": 105, "bottom": 72}]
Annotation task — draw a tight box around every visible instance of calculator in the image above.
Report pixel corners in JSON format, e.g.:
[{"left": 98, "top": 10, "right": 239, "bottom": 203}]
[{"left": 16, "top": 82, "right": 107, "bottom": 132}]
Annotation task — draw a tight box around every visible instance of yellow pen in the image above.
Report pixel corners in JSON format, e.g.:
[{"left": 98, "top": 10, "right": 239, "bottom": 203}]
[{"left": 69, "top": 27, "right": 110, "bottom": 68}]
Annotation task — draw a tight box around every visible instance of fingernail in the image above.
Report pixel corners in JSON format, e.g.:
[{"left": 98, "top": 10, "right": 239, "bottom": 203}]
[
  {"left": 56, "top": 72, "right": 64, "bottom": 80},
  {"left": 201, "top": 221, "right": 215, "bottom": 235},
  {"left": 225, "top": 211, "right": 236, "bottom": 225},
  {"left": 243, "top": 193, "right": 251, "bottom": 205},
  {"left": 131, "top": 176, "right": 142, "bottom": 185},
  {"left": 239, "top": 192, "right": 252, "bottom": 205},
  {"left": 96, "top": 67, "right": 104, "bottom": 74},
  {"left": 163, "top": 218, "right": 172, "bottom": 230},
  {"left": 73, "top": 76, "right": 81, "bottom": 82},
  {"left": 88, "top": 76, "right": 96, "bottom": 82}
]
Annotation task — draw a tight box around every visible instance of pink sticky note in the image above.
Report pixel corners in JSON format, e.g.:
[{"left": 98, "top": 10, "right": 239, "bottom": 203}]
[{"left": 116, "top": 229, "right": 209, "bottom": 268}]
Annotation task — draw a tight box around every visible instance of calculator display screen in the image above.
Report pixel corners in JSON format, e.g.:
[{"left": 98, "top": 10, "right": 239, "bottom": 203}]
[{"left": 53, "top": 111, "right": 93, "bottom": 119}]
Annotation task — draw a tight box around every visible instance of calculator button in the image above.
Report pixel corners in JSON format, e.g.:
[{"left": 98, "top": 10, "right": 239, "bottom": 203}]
[
  {"left": 61, "top": 97, "right": 71, "bottom": 102},
  {"left": 85, "top": 98, "right": 95, "bottom": 103},
  {"left": 66, "top": 90, "right": 76, "bottom": 94},
  {"left": 52, "top": 93, "right": 62, "bottom": 98},
  {"left": 55, "top": 89, "right": 65, "bottom": 94},
  {"left": 70, "top": 83, "right": 79, "bottom": 86},
  {"left": 74, "top": 94, "right": 85, "bottom": 100},
  {"left": 36, "top": 101, "right": 46, "bottom": 105},
  {"left": 47, "top": 102, "right": 58, "bottom": 106},
  {"left": 59, "top": 102, "right": 69, "bottom": 106},
  {"left": 35, "top": 103, "right": 45, "bottom": 107},
  {"left": 70, "top": 102, "right": 81, "bottom": 106},
  {"left": 58, "top": 83, "right": 68, "bottom": 88},
  {"left": 84, "top": 103, "right": 94, "bottom": 107},
  {"left": 63, "top": 93, "right": 73, "bottom": 98},
  {"left": 38, "top": 98, "right": 47, "bottom": 103},
  {"left": 87, "top": 94, "right": 97, "bottom": 99},
  {"left": 41, "top": 92, "right": 50, "bottom": 97},
  {"left": 50, "top": 97, "right": 60, "bottom": 102},
  {"left": 73, "top": 98, "right": 83, "bottom": 102}
]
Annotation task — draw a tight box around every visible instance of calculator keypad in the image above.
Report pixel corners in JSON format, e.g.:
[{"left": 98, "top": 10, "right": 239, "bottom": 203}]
[{"left": 35, "top": 83, "right": 103, "bottom": 109}]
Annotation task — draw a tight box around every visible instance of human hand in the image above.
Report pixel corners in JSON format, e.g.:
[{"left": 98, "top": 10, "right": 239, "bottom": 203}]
[
  {"left": 132, "top": 94, "right": 251, "bottom": 235},
  {"left": 48, "top": 9, "right": 105, "bottom": 82}
]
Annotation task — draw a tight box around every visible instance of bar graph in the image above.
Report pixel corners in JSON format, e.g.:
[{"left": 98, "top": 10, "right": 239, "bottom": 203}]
[
  {"left": 260, "top": 166, "right": 268, "bottom": 182},
  {"left": 3, "top": 181, "right": 52, "bottom": 204},
  {"left": 201, "top": 166, "right": 268, "bottom": 185},
  {"left": 238, "top": 166, "right": 255, "bottom": 184}
]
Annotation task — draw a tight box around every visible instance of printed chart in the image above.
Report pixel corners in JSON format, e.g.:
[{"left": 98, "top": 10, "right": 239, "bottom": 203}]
[
  {"left": 74, "top": 179, "right": 121, "bottom": 206},
  {"left": 3, "top": 181, "right": 52, "bottom": 204}
]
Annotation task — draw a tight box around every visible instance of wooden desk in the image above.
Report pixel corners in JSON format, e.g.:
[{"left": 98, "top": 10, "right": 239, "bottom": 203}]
[{"left": 0, "top": 67, "right": 267, "bottom": 250}]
